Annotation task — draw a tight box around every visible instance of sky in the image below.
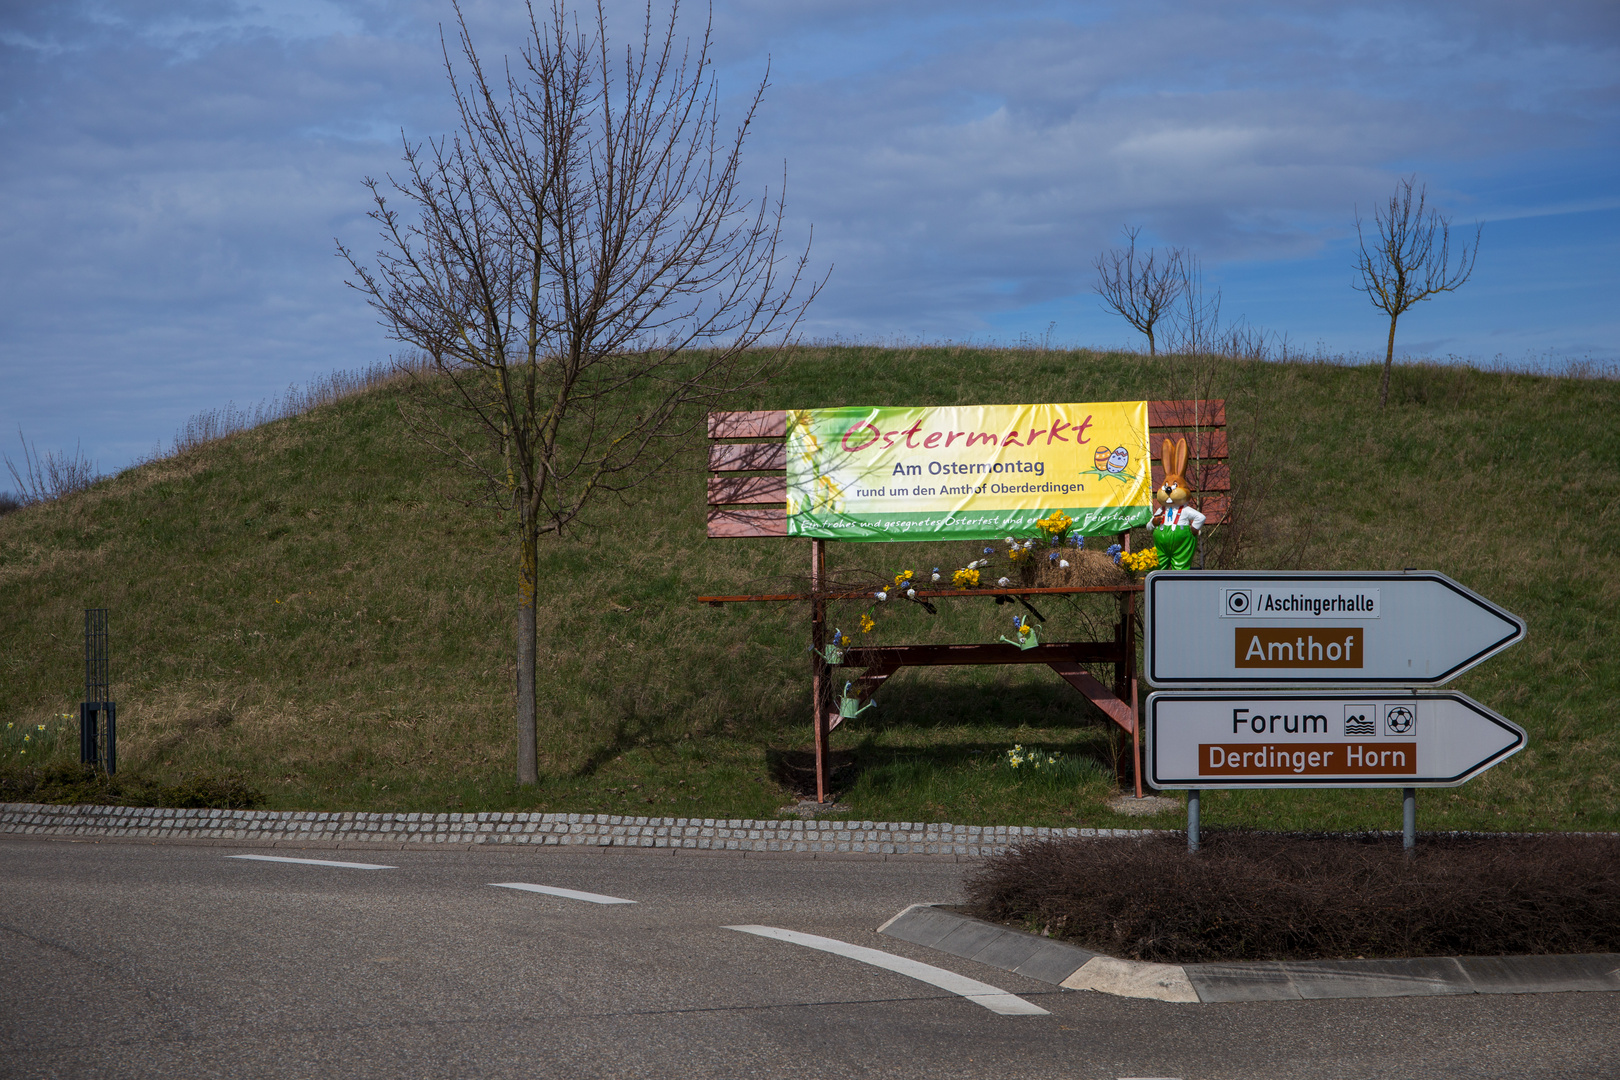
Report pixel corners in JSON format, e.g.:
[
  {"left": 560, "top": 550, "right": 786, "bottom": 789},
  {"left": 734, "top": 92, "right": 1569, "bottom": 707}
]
[{"left": 2, "top": 0, "right": 1616, "bottom": 479}]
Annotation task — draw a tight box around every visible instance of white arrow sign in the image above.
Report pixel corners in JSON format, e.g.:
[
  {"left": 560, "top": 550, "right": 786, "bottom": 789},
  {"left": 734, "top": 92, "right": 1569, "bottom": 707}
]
[
  {"left": 1145, "top": 690, "right": 1526, "bottom": 789},
  {"left": 1144, "top": 571, "right": 1525, "bottom": 686}
]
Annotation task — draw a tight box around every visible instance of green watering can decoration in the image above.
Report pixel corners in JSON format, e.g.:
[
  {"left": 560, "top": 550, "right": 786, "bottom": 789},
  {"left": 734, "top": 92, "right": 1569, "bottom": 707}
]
[
  {"left": 812, "top": 629, "right": 852, "bottom": 666},
  {"left": 999, "top": 614, "right": 1041, "bottom": 651},
  {"left": 837, "top": 680, "right": 877, "bottom": 722}
]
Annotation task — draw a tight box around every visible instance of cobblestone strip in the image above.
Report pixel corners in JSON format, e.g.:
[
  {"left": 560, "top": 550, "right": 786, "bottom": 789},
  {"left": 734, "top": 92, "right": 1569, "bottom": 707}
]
[{"left": 0, "top": 803, "right": 1160, "bottom": 856}]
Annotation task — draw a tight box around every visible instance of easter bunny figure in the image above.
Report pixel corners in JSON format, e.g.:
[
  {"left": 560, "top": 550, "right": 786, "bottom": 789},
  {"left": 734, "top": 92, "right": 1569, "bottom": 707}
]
[{"left": 1152, "top": 436, "right": 1206, "bottom": 571}]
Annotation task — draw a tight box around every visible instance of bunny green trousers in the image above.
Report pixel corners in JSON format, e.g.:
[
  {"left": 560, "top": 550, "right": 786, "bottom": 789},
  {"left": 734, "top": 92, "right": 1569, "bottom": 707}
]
[{"left": 1153, "top": 524, "right": 1198, "bottom": 571}]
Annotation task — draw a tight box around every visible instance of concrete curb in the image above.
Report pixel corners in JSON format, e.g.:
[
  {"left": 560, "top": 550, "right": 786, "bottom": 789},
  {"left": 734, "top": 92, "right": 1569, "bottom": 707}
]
[
  {"left": 879, "top": 904, "right": 1620, "bottom": 1003},
  {"left": 0, "top": 802, "right": 1163, "bottom": 857}
]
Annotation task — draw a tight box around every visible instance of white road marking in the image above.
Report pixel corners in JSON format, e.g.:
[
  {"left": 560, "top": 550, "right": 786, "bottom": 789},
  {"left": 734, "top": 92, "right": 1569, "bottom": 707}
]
[
  {"left": 225, "top": 854, "right": 395, "bottom": 869},
  {"left": 724, "top": 925, "right": 1049, "bottom": 1016},
  {"left": 489, "top": 882, "right": 637, "bottom": 905}
]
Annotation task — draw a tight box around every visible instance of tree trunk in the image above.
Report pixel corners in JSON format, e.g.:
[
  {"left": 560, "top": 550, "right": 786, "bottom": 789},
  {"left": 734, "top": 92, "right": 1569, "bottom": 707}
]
[
  {"left": 1379, "top": 314, "right": 1399, "bottom": 409},
  {"left": 1146, "top": 327, "right": 1156, "bottom": 357},
  {"left": 515, "top": 504, "right": 539, "bottom": 786}
]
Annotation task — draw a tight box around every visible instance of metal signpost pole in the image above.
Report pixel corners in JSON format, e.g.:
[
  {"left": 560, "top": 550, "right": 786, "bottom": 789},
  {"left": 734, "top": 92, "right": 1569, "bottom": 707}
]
[
  {"left": 1403, "top": 788, "right": 1416, "bottom": 854},
  {"left": 1187, "top": 789, "right": 1200, "bottom": 852}
]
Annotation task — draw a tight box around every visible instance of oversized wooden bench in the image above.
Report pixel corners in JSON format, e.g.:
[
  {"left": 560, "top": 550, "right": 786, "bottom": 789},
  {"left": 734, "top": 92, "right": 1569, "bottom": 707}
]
[{"left": 698, "top": 400, "right": 1229, "bottom": 802}]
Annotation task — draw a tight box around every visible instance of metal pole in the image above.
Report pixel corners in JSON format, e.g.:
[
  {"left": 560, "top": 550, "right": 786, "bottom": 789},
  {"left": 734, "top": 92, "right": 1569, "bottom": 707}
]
[
  {"left": 1187, "top": 789, "right": 1201, "bottom": 852},
  {"left": 1403, "top": 787, "right": 1416, "bottom": 854},
  {"left": 104, "top": 704, "right": 117, "bottom": 776},
  {"left": 809, "top": 539, "right": 830, "bottom": 804},
  {"left": 1130, "top": 677, "right": 1142, "bottom": 799}
]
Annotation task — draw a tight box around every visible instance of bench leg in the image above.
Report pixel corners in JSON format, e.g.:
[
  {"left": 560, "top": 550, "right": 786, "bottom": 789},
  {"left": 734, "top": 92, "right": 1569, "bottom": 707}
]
[
  {"left": 1045, "top": 662, "right": 1133, "bottom": 733},
  {"left": 809, "top": 540, "right": 831, "bottom": 803}
]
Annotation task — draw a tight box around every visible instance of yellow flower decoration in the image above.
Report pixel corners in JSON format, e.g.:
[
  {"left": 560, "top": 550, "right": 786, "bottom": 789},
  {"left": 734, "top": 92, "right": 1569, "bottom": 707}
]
[
  {"left": 1036, "top": 510, "right": 1073, "bottom": 537},
  {"left": 1120, "top": 548, "right": 1160, "bottom": 573},
  {"left": 952, "top": 567, "right": 980, "bottom": 589},
  {"left": 859, "top": 614, "right": 875, "bottom": 633}
]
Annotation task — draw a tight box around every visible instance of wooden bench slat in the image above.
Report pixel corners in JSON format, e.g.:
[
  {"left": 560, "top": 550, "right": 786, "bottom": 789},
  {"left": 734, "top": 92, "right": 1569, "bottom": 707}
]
[
  {"left": 708, "top": 442, "right": 788, "bottom": 472},
  {"left": 1149, "top": 430, "right": 1227, "bottom": 460},
  {"left": 708, "top": 410, "right": 787, "bottom": 439},
  {"left": 1197, "top": 493, "right": 1231, "bottom": 525},
  {"left": 1151, "top": 460, "right": 1231, "bottom": 491},
  {"left": 1149, "top": 399, "right": 1226, "bottom": 428},
  {"left": 707, "top": 506, "right": 787, "bottom": 537},
  {"left": 708, "top": 475, "right": 787, "bottom": 505}
]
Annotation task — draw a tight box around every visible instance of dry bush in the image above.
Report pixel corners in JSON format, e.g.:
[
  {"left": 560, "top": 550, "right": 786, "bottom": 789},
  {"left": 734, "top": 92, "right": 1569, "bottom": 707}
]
[
  {"left": 967, "top": 831, "right": 1620, "bottom": 962},
  {"left": 164, "top": 357, "right": 425, "bottom": 457},
  {"left": 4, "top": 431, "right": 99, "bottom": 505}
]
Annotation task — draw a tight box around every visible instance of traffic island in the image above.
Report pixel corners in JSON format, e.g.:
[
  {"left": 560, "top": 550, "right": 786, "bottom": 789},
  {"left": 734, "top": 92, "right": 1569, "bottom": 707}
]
[
  {"left": 879, "top": 903, "right": 1620, "bottom": 1003},
  {"left": 965, "top": 831, "right": 1620, "bottom": 963}
]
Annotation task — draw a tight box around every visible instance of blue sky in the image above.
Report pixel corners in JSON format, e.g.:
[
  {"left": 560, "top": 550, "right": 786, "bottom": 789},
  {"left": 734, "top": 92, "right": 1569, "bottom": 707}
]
[{"left": 2, "top": 0, "right": 1616, "bottom": 479}]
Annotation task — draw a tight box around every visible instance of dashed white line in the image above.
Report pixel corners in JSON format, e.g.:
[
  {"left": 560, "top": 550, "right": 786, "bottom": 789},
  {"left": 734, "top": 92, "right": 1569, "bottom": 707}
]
[
  {"left": 224, "top": 854, "right": 395, "bottom": 869},
  {"left": 724, "top": 924, "right": 1049, "bottom": 1016},
  {"left": 490, "top": 882, "right": 637, "bottom": 905}
]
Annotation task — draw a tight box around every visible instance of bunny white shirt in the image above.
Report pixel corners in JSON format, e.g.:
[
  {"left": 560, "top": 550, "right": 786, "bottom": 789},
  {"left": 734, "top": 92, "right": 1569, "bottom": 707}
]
[{"left": 1156, "top": 503, "right": 1205, "bottom": 531}]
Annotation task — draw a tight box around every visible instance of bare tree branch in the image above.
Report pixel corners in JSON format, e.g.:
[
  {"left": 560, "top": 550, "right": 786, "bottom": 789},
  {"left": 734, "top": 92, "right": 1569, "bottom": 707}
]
[
  {"left": 338, "top": 0, "right": 821, "bottom": 783},
  {"left": 1354, "top": 175, "right": 1481, "bottom": 408},
  {"left": 1093, "top": 226, "right": 1184, "bottom": 356}
]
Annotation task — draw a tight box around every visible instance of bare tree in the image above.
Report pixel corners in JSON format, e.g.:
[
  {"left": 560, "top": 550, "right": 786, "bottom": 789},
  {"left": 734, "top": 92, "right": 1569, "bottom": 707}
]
[
  {"left": 1093, "top": 226, "right": 1184, "bottom": 356},
  {"left": 339, "top": 0, "right": 817, "bottom": 784},
  {"left": 1354, "top": 176, "right": 1481, "bottom": 408}
]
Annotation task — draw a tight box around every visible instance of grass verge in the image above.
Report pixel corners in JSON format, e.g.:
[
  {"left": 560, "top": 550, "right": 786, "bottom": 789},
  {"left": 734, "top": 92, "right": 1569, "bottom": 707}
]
[{"left": 0, "top": 346, "right": 1615, "bottom": 827}]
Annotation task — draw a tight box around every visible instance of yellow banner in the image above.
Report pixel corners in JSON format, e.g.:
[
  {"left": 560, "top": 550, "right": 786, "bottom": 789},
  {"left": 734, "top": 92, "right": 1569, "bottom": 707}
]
[{"left": 785, "top": 402, "right": 1151, "bottom": 541}]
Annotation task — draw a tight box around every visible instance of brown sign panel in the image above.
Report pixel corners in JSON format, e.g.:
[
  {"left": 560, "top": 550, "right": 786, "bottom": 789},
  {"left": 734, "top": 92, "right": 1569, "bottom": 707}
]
[
  {"left": 1234, "top": 627, "right": 1362, "bottom": 668},
  {"left": 1198, "top": 742, "right": 1416, "bottom": 777}
]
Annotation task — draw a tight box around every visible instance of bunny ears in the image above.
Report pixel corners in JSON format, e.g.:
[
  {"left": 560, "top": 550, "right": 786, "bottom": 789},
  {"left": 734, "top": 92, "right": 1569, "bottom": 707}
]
[{"left": 1158, "top": 435, "right": 1189, "bottom": 480}]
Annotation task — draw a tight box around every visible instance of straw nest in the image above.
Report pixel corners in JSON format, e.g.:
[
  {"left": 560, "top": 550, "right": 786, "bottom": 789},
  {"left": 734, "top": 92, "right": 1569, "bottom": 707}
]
[{"left": 1023, "top": 548, "right": 1131, "bottom": 588}]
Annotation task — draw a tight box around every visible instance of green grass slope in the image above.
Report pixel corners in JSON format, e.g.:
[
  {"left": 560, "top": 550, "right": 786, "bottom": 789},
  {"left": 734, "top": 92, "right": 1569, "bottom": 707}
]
[{"left": 1, "top": 347, "right": 1616, "bottom": 831}]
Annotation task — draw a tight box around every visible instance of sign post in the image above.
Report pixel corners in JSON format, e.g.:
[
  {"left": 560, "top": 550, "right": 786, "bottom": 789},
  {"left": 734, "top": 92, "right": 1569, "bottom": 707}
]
[{"left": 1143, "top": 571, "right": 1526, "bottom": 851}]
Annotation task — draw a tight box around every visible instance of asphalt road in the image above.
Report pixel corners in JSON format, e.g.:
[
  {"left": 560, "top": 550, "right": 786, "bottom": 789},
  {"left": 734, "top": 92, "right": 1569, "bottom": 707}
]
[{"left": 2, "top": 838, "right": 1616, "bottom": 1079}]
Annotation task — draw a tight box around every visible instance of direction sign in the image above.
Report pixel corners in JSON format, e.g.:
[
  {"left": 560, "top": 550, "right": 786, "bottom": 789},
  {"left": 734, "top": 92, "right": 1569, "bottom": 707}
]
[
  {"left": 1145, "top": 690, "right": 1527, "bottom": 789},
  {"left": 1144, "top": 571, "right": 1525, "bottom": 686}
]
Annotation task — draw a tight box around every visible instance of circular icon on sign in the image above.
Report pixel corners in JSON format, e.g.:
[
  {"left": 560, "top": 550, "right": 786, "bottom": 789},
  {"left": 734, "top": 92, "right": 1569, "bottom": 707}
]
[
  {"left": 1224, "top": 589, "right": 1251, "bottom": 615},
  {"left": 1385, "top": 706, "right": 1414, "bottom": 734}
]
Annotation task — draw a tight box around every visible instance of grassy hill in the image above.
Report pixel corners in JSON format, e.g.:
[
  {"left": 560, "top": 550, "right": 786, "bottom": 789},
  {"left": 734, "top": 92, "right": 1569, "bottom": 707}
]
[{"left": 2, "top": 346, "right": 1616, "bottom": 832}]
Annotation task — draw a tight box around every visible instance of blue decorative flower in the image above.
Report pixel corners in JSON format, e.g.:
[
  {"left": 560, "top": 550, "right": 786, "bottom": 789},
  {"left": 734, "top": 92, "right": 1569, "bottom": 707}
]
[
  {"left": 982, "top": 547, "right": 994, "bottom": 555},
  {"left": 1106, "top": 542, "right": 1123, "bottom": 564}
]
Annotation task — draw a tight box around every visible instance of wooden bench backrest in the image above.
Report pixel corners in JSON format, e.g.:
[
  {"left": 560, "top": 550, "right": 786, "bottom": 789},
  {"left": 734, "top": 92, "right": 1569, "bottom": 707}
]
[{"left": 706, "top": 401, "right": 1228, "bottom": 539}]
